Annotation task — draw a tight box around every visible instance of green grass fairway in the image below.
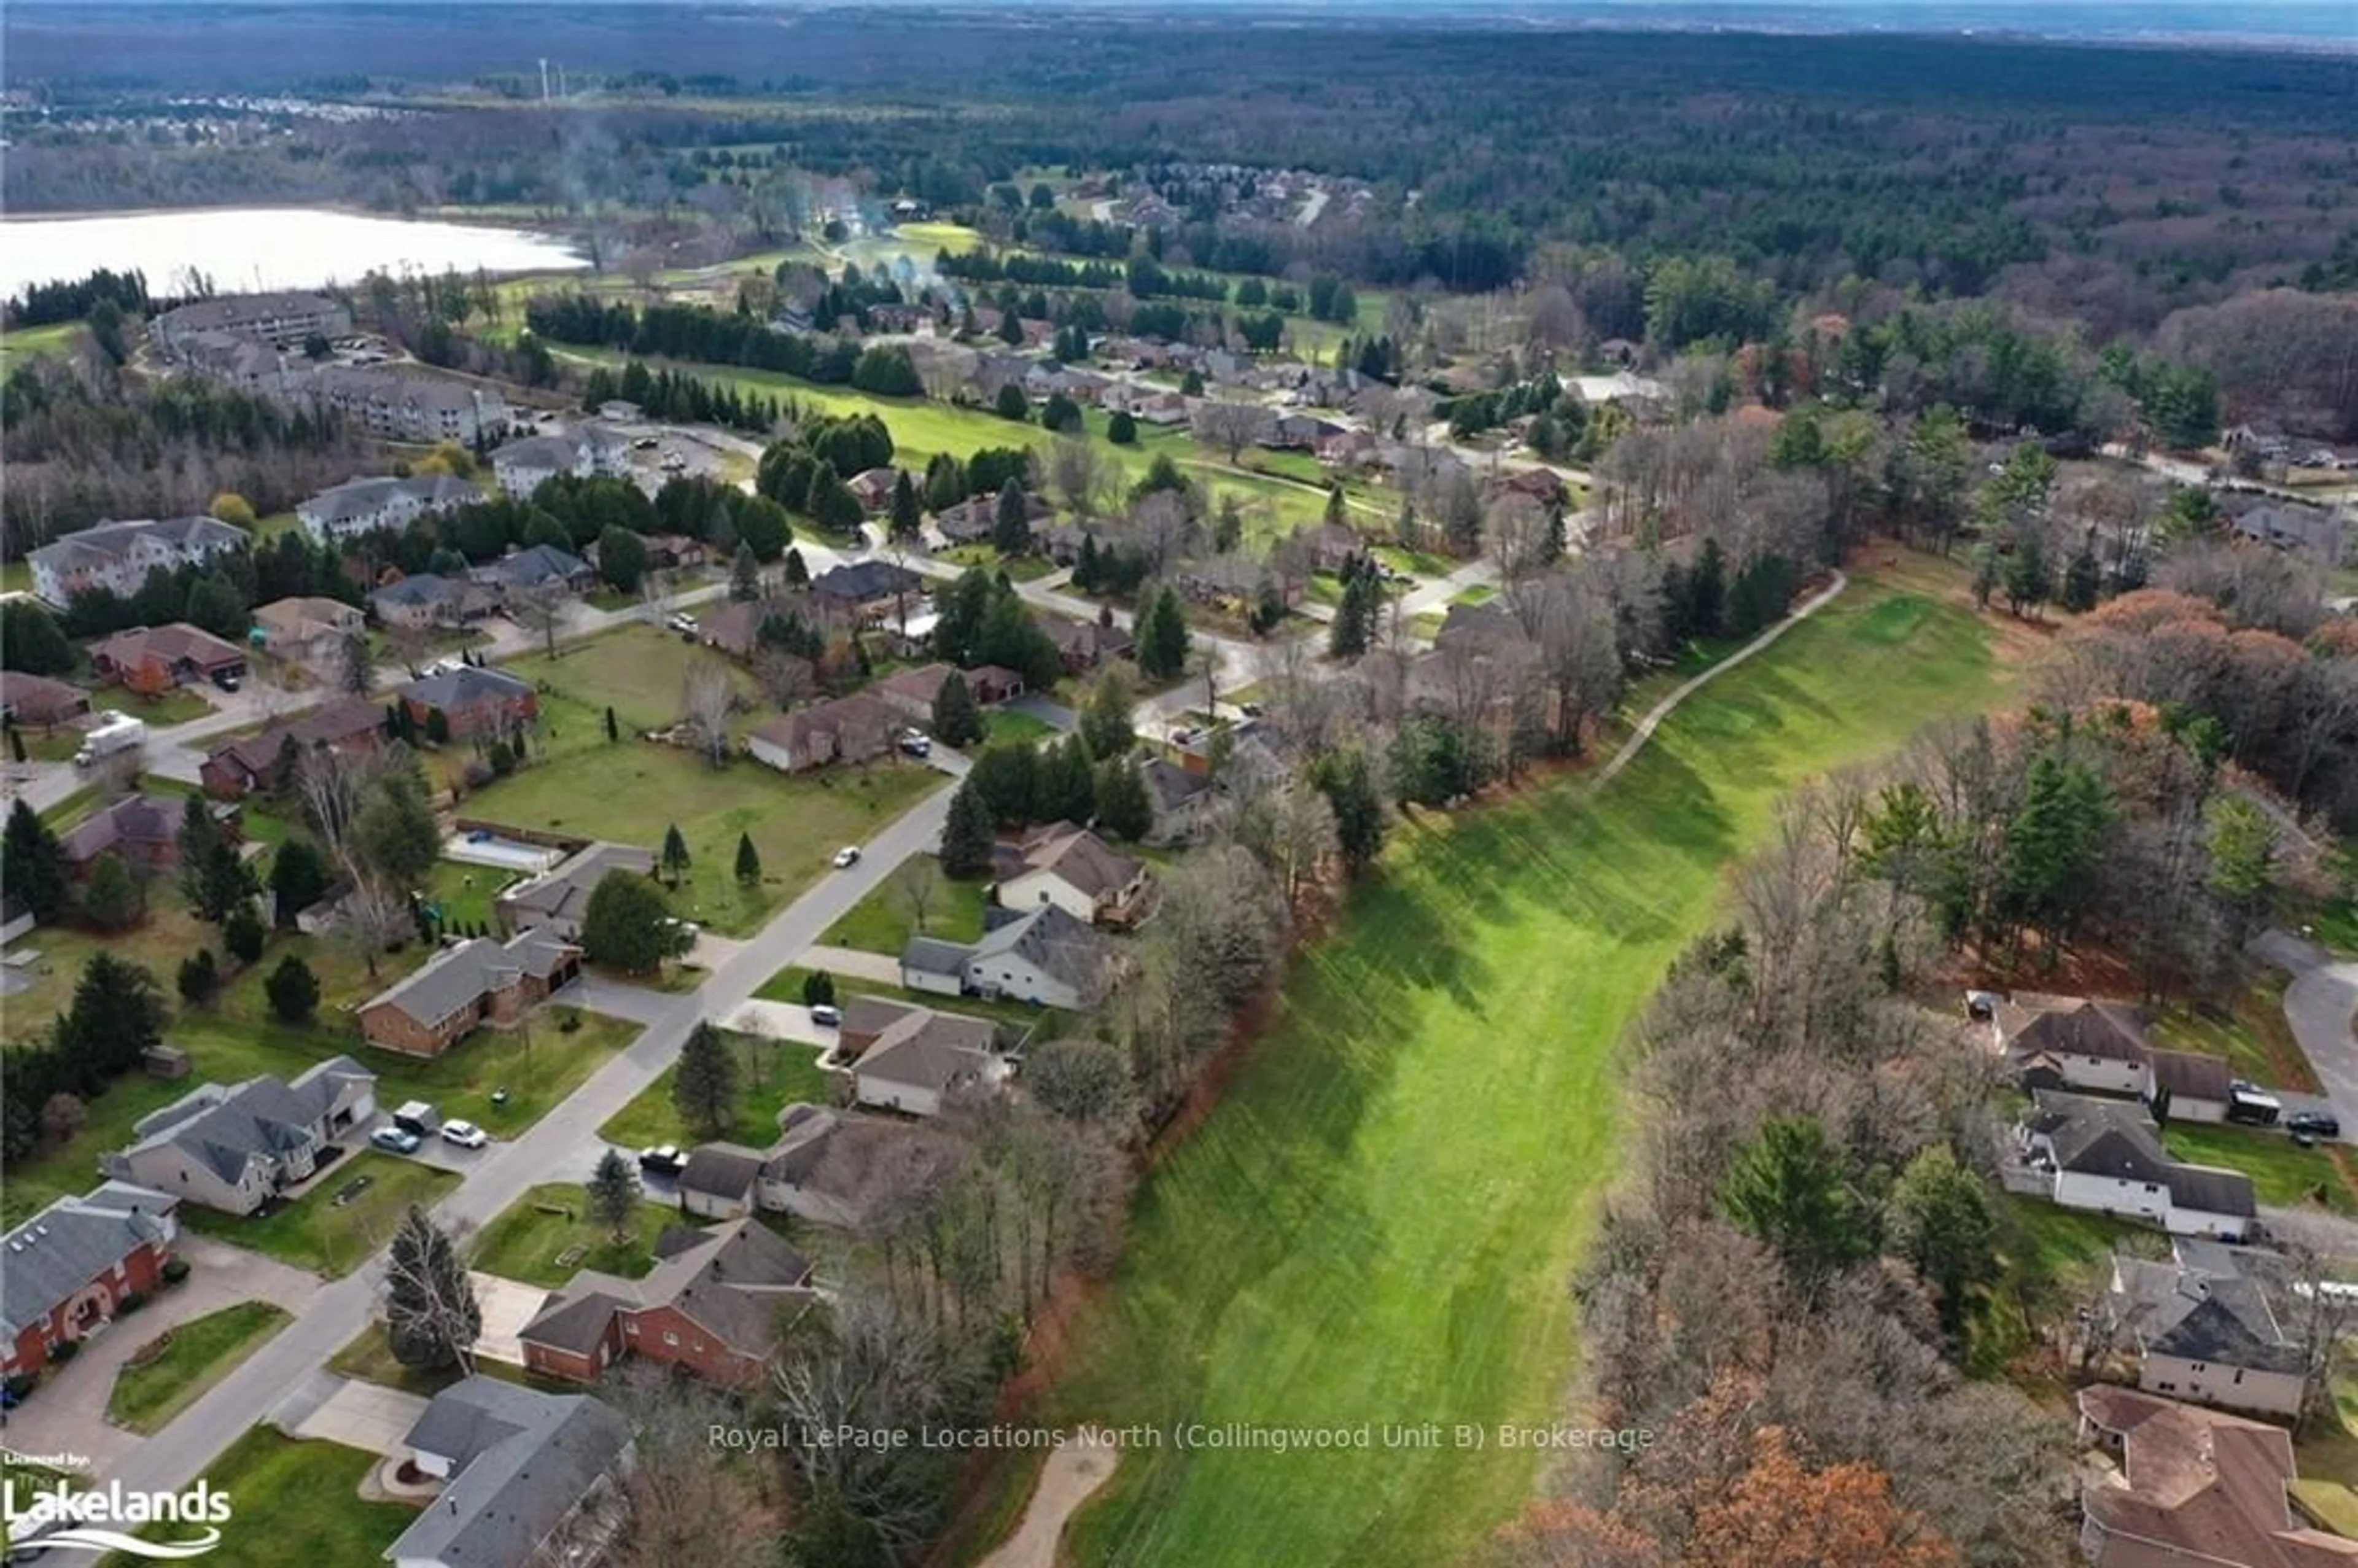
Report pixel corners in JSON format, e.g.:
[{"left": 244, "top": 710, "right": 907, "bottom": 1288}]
[
  {"left": 1038, "top": 579, "right": 2010, "bottom": 1568},
  {"left": 107, "top": 1302, "right": 291, "bottom": 1434},
  {"left": 181, "top": 1152, "right": 459, "bottom": 1278},
  {"left": 472, "top": 1181, "right": 677, "bottom": 1288},
  {"left": 147, "top": 1428, "right": 413, "bottom": 1565},
  {"left": 596, "top": 1028, "right": 836, "bottom": 1151}
]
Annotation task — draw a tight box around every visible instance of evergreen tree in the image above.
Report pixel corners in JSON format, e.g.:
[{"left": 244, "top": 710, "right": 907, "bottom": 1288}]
[
  {"left": 2, "top": 798, "right": 66, "bottom": 923},
  {"left": 1309, "top": 747, "right": 1387, "bottom": 878},
  {"left": 1078, "top": 669, "right": 1136, "bottom": 759},
  {"left": 734, "top": 831, "right": 762, "bottom": 886},
  {"left": 2060, "top": 536, "right": 2101, "bottom": 613},
  {"left": 424, "top": 708, "right": 452, "bottom": 745},
  {"left": 360, "top": 769, "right": 442, "bottom": 888},
  {"left": 1886, "top": 1144, "right": 1999, "bottom": 1337},
  {"left": 995, "top": 382, "right": 1030, "bottom": 421},
  {"left": 265, "top": 953, "right": 321, "bottom": 1023},
  {"left": 580, "top": 871, "right": 678, "bottom": 974},
  {"left": 179, "top": 796, "right": 256, "bottom": 922},
  {"left": 177, "top": 948, "right": 219, "bottom": 1006},
  {"left": 672, "top": 1022, "right": 741, "bottom": 1140},
  {"left": 386, "top": 1206, "right": 480, "bottom": 1372},
  {"left": 80, "top": 851, "right": 142, "bottom": 931},
  {"left": 992, "top": 480, "right": 1033, "bottom": 556},
  {"left": 224, "top": 902, "right": 267, "bottom": 965},
  {"left": 1138, "top": 586, "right": 1192, "bottom": 679},
  {"left": 0, "top": 599, "right": 76, "bottom": 676},
  {"left": 888, "top": 471, "right": 924, "bottom": 541},
  {"left": 1998, "top": 753, "right": 2113, "bottom": 950},
  {"left": 1107, "top": 409, "right": 1137, "bottom": 445},
  {"left": 1720, "top": 1116, "right": 1874, "bottom": 1290},
  {"left": 2002, "top": 529, "right": 2052, "bottom": 618},
  {"left": 660, "top": 823, "right": 692, "bottom": 887},
  {"left": 1689, "top": 536, "right": 1727, "bottom": 640},
  {"left": 941, "top": 779, "right": 998, "bottom": 877},
  {"left": 55, "top": 953, "right": 166, "bottom": 1086},
  {"left": 1328, "top": 555, "right": 1378, "bottom": 660},
  {"left": 1093, "top": 756, "right": 1154, "bottom": 842},
  {"left": 922, "top": 453, "right": 966, "bottom": 515},
  {"left": 782, "top": 547, "right": 810, "bottom": 588},
  {"left": 1037, "top": 735, "right": 1097, "bottom": 825},
  {"left": 800, "top": 970, "right": 836, "bottom": 1008},
  {"left": 586, "top": 1149, "right": 641, "bottom": 1243},
  {"left": 931, "top": 669, "right": 986, "bottom": 747},
  {"left": 730, "top": 542, "right": 763, "bottom": 601},
  {"left": 605, "top": 704, "right": 622, "bottom": 742}
]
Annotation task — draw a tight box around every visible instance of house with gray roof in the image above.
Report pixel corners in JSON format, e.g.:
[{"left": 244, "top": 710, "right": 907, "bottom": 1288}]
[
  {"left": 370, "top": 573, "right": 503, "bottom": 629},
  {"left": 994, "top": 822, "right": 1152, "bottom": 926},
  {"left": 677, "top": 1142, "right": 768, "bottom": 1221},
  {"left": 309, "top": 365, "right": 509, "bottom": 447},
  {"left": 490, "top": 424, "right": 629, "bottom": 497},
  {"left": 833, "top": 999, "right": 1008, "bottom": 1118},
  {"left": 2, "top": 1183, "right": 180, "bottom": 1378},
  {"left": 388, "top": 1377, "right": 632, "bottom": 1568},
  {"left": 900, "top": 902, "right": 1113, "bottom": 1013},
  {"left": 495, "top": 842, "right": 657, "bottom": 941},
  {"left": 104, "top": 1059, "right": 377, "bottom": 1215},
  {"left": 397, "top": 664, "right": 538, "bottom": 742},
  {"left": 2015, "top": 1091, "right": 2257, "bottom": 1241},
  {"left": 359, "top": 931, "right": 580, "bottom": 1057},
  {"left": 1141, "top": 757, "right": 1218, "bottom": 846},
  {"left": 2107, "top": 1242, "right": 2307, "bottom": 1417},
  {"left": 149, "top": 292, "right": 351, "bottom": 354},
  {"left": 518, "top": 1219, "right": 817, "bottom": 1388},
  {"left": 297, "top": 474, "right": 483, "bottom": 543},
  {"left": 30, "top": 516, "right": 250, "bottom": 610},
  {"left": 470, "top": 543, "right": 593, "bottom": 597},
  {"left": 2229, "top": 501, "right": 2346, "bottom": 563},
  {"left": 746, "top": 1106, "right": 956, "bottom": 1228}
]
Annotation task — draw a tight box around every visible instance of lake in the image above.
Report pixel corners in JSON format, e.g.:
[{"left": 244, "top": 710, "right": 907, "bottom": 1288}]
[{"left": 1, "top": 208, "right": 590, "bottom": 300}]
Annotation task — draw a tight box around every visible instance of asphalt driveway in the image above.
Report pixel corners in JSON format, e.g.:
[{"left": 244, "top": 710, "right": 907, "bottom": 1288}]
[{"left": 2252, "top": 928, "right": 2358, "bottom": 1142}]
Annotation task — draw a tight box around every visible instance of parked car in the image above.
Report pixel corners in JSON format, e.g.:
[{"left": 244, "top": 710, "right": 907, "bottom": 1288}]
[
  {"left": 2286, "top": 1110, "right": 2342, "bottom": 1138},
  {"left": 371, "top": 1125, "right": 422, "bottom": 1155},
  {"left": 667, "top": 612, "right": 699, "bottom": 633},
  {"left": 833, "top": 845, "right": 862, "bottom": 868},
  {"left": 811, "top": 1004, "right": 843, "bottom": 1028},
  {"left": 440, "top": 1120, "right": 488, "bottom": 1149},
  {"left": 899, "top": 732, "right": 932, "bottom": 758},
  {"left": 214, "top": 670, "right": 241, "bottom": 692},
  {"left": 639, "top": 1144, "right": 685, "bottom": 1176}
]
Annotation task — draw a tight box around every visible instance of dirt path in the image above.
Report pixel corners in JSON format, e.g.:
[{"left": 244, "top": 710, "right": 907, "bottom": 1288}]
[{"left": 975, "top": 1432, "right": 1122, "bottom": 1568}]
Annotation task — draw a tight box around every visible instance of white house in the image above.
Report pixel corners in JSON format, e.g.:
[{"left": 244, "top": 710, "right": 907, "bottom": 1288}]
[
  {"left": 2016, "top": 1092, "right": 2258, "bottom": 1241},
  {"left": 1993, "top": 994, "right": 2153, "bottom": 1098},
  {"left": 490, "top": 424, "right": 629, "bottom": 497},
  {"left": 297, "top": 474, "right": 483, "bottom": 543},
  {"left": 29, "top": 515, "right": 250, "bottom": 609},
  {"left": 148, "top": 292, "right": 351, "bottom": 355},
  {"left": 2107, "top": 1242, "right": 2308, "bottom": 1418},
  {"left": 103, "top": 1058, "right": 378, "bottom": 1215},
  {"left": 900, "top": 903, "right": 1113, "bottom": 1012},
  {"left": 994, "top": 822, "right": 1153, "bottom": 926}
]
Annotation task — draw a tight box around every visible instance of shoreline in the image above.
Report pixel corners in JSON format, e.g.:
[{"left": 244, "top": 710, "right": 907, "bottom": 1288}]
[{"left": 2, "top": 201, "right": 570, "bottom": 229}]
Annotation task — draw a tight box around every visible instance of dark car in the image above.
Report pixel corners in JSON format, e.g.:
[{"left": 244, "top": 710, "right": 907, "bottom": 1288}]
[
  {"left": 2285, "top": 1110, "right": 2341, "bottom": 1139},
  {"left": 638, "top": 1144, "right": 686, "bottom": 1176}
]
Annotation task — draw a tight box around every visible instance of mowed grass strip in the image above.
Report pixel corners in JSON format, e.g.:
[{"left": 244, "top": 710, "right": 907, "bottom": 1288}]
[
  {"left": 472, "top": 1181, "right": 677, "bottom": 1289},
  {"left": 142, "top": 1427, "right": 414, "bottom": 1565},
  {"left": 1040, "top": 580, "right": 2008, "bottom": 1568},
  {"left": 106, "top": 1301, "right": 292, "bottom": 1434},
  {"left": 179, "top": 1152, "right": 459, "bottom": 1279},
  {"left": 595, "top": 1028, "right": 836, "bottom": 1152}
]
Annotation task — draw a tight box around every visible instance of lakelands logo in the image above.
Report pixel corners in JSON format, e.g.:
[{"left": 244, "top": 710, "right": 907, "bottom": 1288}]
[{"left": 2, "top": 1477, "right": 230, "bottom": 1559}]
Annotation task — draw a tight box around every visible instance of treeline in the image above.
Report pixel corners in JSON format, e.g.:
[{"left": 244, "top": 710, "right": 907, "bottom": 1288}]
[
  {"left": 526, "top": 295, "right": 920, "bottom": 397},
  {"left": 577, "top": 360, "right": 788, "bottom": 435},
  {"left": 6, "top": 266, "right": 152, "bottom": 328}
]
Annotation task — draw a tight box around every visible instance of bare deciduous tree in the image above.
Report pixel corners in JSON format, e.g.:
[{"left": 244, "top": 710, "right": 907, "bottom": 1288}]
[
  {"left": 897, "top": 855, "right": 943, "bottom": 933},
  {"left": 1190, "top": 398, "right": 1269, "bottom": 464},
  {"left": 680, "top": 658, "right": 736, "bottom": 766}
]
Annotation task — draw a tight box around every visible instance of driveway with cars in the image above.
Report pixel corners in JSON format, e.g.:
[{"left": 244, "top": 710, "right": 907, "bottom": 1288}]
[{"left": 2253, "top": 928, "right": 2358, "bottom": 1143}]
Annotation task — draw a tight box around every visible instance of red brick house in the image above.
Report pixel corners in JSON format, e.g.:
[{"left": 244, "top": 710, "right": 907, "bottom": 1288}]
[
  {"left": 0, "top": 672, "right": 93, "bottom": 729},
  {"left": 58, "top": 793, "right": 236, "bottom": 879},
  {"left": 398, "top": 664, "right": 539, "bottom": 742},
  {"left": 2, "top": 1184, "right": 179, "bottom": 1378},
  {"left": 198, "top": 696, "right": 387, "bottom": 800},
  {"left": 357, "top": 931, "right": 580, "bottom": 1057},
  {"left": 518, "top": 1219, "right": 817, "bottom": 1388},
  {"left": 89, "top": 623, "right": 247, "bottom": 696}
]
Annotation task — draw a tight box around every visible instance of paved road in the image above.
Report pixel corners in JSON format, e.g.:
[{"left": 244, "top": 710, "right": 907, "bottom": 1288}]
[
  {"left": 2252, "top": 928, "right": 2358, "bottom": 1141},
  {"left": 87, "top": 763, "right": 963, "bottom": 1505}
]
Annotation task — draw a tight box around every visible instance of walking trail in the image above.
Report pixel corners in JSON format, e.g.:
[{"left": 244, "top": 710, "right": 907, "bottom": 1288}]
[
  {"left": 1592, "top": 569, "right": 1850, "bottom": 789},
  {"left": 975, "top": 1431, "right": 1123, "bottom": 1568}
]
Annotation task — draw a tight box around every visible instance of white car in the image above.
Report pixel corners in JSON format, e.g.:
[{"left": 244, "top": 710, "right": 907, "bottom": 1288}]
[
  {"left": 440, "top": 1120, "right": 488, "bottom": 1149},
  {"left": 833, "top": 845, "right": 862, "bottom": 869}
]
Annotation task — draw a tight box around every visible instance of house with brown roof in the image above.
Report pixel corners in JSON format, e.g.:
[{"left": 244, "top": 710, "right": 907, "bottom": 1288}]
[
  {"left": 2074, "top": 1384, "right": 2358, "bottom": 1566},
  {"left": 745, "top": 692, "right": 897, "bottom": 774},
  {"left": 59, "top": 793, "right": 232, "bottom": 879},
  {"left": 874, "top": 662, "right": 1024, "bottom": 724},
  {"left": 494, "top": 842, "right": 658, "bottom": 941},
  {"left": 198, "top": 696, "right": 385, "bottom": 800},
  {"left": 847, "top": 467, "right": 905, "bottom": 513},
  {"left": 518, "top": 1219, "right": 818, "bottom": 1389},
  {"left": 90, "top": 623, "right": 247, "bottom": 696},
  {"left": 828, "top": 996, "right": 1007, "bottom": 1118},
  {"left": 994, "top": 821, "right": 1151, "bottom": 926},
  {"left": 251, "top": 596, "right": 364, "bottom": 669},
  {"left": 0, "top": 672, "right": 91, "bottom": 729},
  {"left": 1045, "top": 616, "right": 1135, "bottom": 674},
  {"left": 1991, "top": 993, "right": 2236, "bottom": 1124},
  {"left": 357, "top": 931, "right": 582, "bottom": 1057}
]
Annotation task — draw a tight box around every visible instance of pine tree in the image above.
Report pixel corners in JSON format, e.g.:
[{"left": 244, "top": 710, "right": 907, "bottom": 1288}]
[
  {"left": 80, "top": 851, "right": 143, "bottom": 931},
  {"left": 783, "top": 547, "right": 810, "bottom": 588},
  {"left": 734, "top": 831, "right": 763, "bottom": 886},
  {"left": 1310, "top": 748, "right": 1386, "bottom": 877},
  {"left": 177, "top": 948, "right": 220, "bottom": 1006},
  {"left": 1107, "top": 409, "right": 1137, "bottom": 445},
  {"left": 2060, "top": 537, "right": 2101, "bottom": 613},
  {"left": 1689, "top": 537, "right": 1727, "bottom": 640},
  {"left": 1328, "top": 556, "right": 1377, "bottom": 660},
  {"left": 224, "top": 902, "right": 267, "bottom": 965},
  {"left": 265, "top": 953, "right": 321, "bottom": 1023},
  {"left": 1719, "top": 1116, "right": 1873, "bottom": 1290},
  {"left": 889, "top": 471, "right": 924, "bottom": 541},
  {"left": 586, "top": 1149, "right": 641, "bottom": 1243},
  {"left": 179, "top": 795, "right": 255, "bottom": 922},
  {"left": 2, "top": 798, "right": 66, "bottom": 923},
  {"left": 941, "top": 778, "right": 998, "bottom": 878},
  {"left": 605, "top": 704, "right": 621, "bottom": 742},
  {"left": 730, "top": 543, "right": 762, "bottom": 602},
  {"left": 660, "top": 824, "right": 691, "bottom": 887},
  {"left": 1093, "top": 756, "right": 1154, "bottom": 842},
  {"left": 1138, "top": 586, "right": 1191, "bottom": 679},
  {"left": 992, "top": 479, "right": 1033, "bottom": 556},
  {"left": 671, "top": 1022, "right": 740, "bottom": 1140},
  {"left": 931, "top": 669, "right": 986, "bottom": 747},
  {"left": 801, "top": 969, "right": 836, "bottom": 1008},
  {"left": 56, "top": 953, "right": 166, "bottom": 1083},
  {"left": 386, "top": 1206, "right": 480, "bottom": 1372}
]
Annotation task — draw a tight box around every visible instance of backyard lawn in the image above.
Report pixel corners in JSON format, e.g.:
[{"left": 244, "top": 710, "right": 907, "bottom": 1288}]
[
  {"left": 91, "top": 685, "right": 214, "bottom": 725},
  {"left": 1022, "top": 578, "right": 2013, "bottom": 1568},
  {"left": 106, "top": 1301, "right": 292, "bottom": 1434},
  {"left": 823, "top": 869, "right": 991, "bottom": 955},
  {"left": 472, "top": 1181, "right": 676, "bottom": 1288},
  {"left": 145, "top": 1427, "right": 415, "bottom": 1566},
  {"left": 180, "top": 1152, "right": 459, "bottom": 1278},
  {"left": 595, "top": 1028, "right": 836, "bottom": 1151},
  {"left": 982, "top": 708, "right": 1057, "bottom": 746},
  {"left": 502, "top": 619, "right": 757, "bottom": 735},
  {"left": 2164, "top": 1123, "right": 2357, "bottom": 1215},
  {"left": 2150, "top": 975, "right": 2320, "bottom": 1094}
]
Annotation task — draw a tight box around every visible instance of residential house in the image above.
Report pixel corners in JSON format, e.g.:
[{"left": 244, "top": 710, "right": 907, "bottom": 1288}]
[
  {"left": 490, "top": 424, "right": 629, "bottom": 497},
  {"left": 830, "top": 997, "right": 1006, "bottom": 1118},
  {"left": 994, "top": 821, "right": 1152, "bottom": 926},
  {"left": 1433, "top": 599, "right": 1532, "bottom": 659},
  {"left": 252, "top": 595, "right": 366, "bottom": 668},
  {"left": 104, "top": 1058, "right": 378, "bottom": 1215},
  {"left": 676, "top": 1143, "right": 767, "bottom": 1221},
  {"left": 148, "top": 292, "right": 350, "bottom": 355},
  {"left": 2015, "top": 1092, "right": 2258, "bottom": 1241},
  {"left": 1177, "top": 554, "right": 1302, "bottom": 613},
  {"left": 31, "top": 516, "right": 249, "bottom": 610},
  {"left": 518, "top": 1219, "right": 818, "bottom": 1389},
  {"left": 901, "top": 902, "right": 1112, "bottom": 1011},
  {"left": 368, "top": 573, "right": 503, "bottom": 630},
  {"left": 297, "top": 475, "right": 483, "bottom": 544},
  {"left": 1, "top": 1183, "right": 180, "bottom": 1378},
  {"left": 2229, "top": 502, "right": 2346, "bottom": 564},
  {"left": 496, "top": 842, "right": 658, "bottom": 941},
  {"left": 0, "top": 672, "right": 91, "bottom": 729},
  {"left": 169, "top": 328, "right": 309, "bottom": 398},
  {"left": 875, "top": 662, "right": 1031, "bottom": 723},
  {"left": 398, "top": 665, "right": 538, "bottom": 741},
  {"left": 639, "top": 533, "right": 707, "bottom": 572},
  {"left": 750, "top": 1106, "right": 951, "bottom": 1228},
  {"left": 1487, "top": 467, "right": 1570, "bottom": 508},
  {"left": 2107, "top": 1241, "right": 2307, "bottom": 1417},
  {"left": 309, "top": 366, "right": 509, "bottom": 447},
  {"left": 1036, "top": 522, "right": 1100, "bottom": 567},
  {"left": 1317, "top": 427, "right": 1380, "bottom": 468},
  {"left": 1045, "top": 615, "right": 1134, "bottom": 673},
  {"left": 1291, "top": 521, "right": 1368, "bottom": 574},
  {"left": 357, "top": 930, "right": 582, "bottom": 1057},
  {"left": 847, "top": 467, "right": 905, "bottom": 513},
  {"left": 59, "top": 793, "right": 222, "bottom": 878},
  {"left": 1993, "top": 993, "right": 2160, "bottom": 1098},
  {"left": 2074, "top": 1385, "right": 2358, "bottom": 1566},
  {"left": 745, "top": 693, "right": 898, "bottom": 773},
  {"left": 90, "top": 623, "right": 248, "bottom": 694},
  {"left": 200, "top": 696, "right": 386, "bottom": 800},
  {"left": 387, "top": 1378, "right": 633, "bottom": 1568},
  {"left": 810, "top": 560, "right": 926, "bottom": 625},
  {"left": 597, "top": 399, "right": 643, "bottom": 422},
  {"left": 935, "top": 490, "right": 1054, "bottom": 545},
  {"left": 472, "top": 543, "right": 594, "bottom": 599},
  {"left": 1142, "top": 757, "right": 1218, "bottom": 846},
  {"left": 2144, "top": 1048, "right": 2235, "bottom": 1125}
]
